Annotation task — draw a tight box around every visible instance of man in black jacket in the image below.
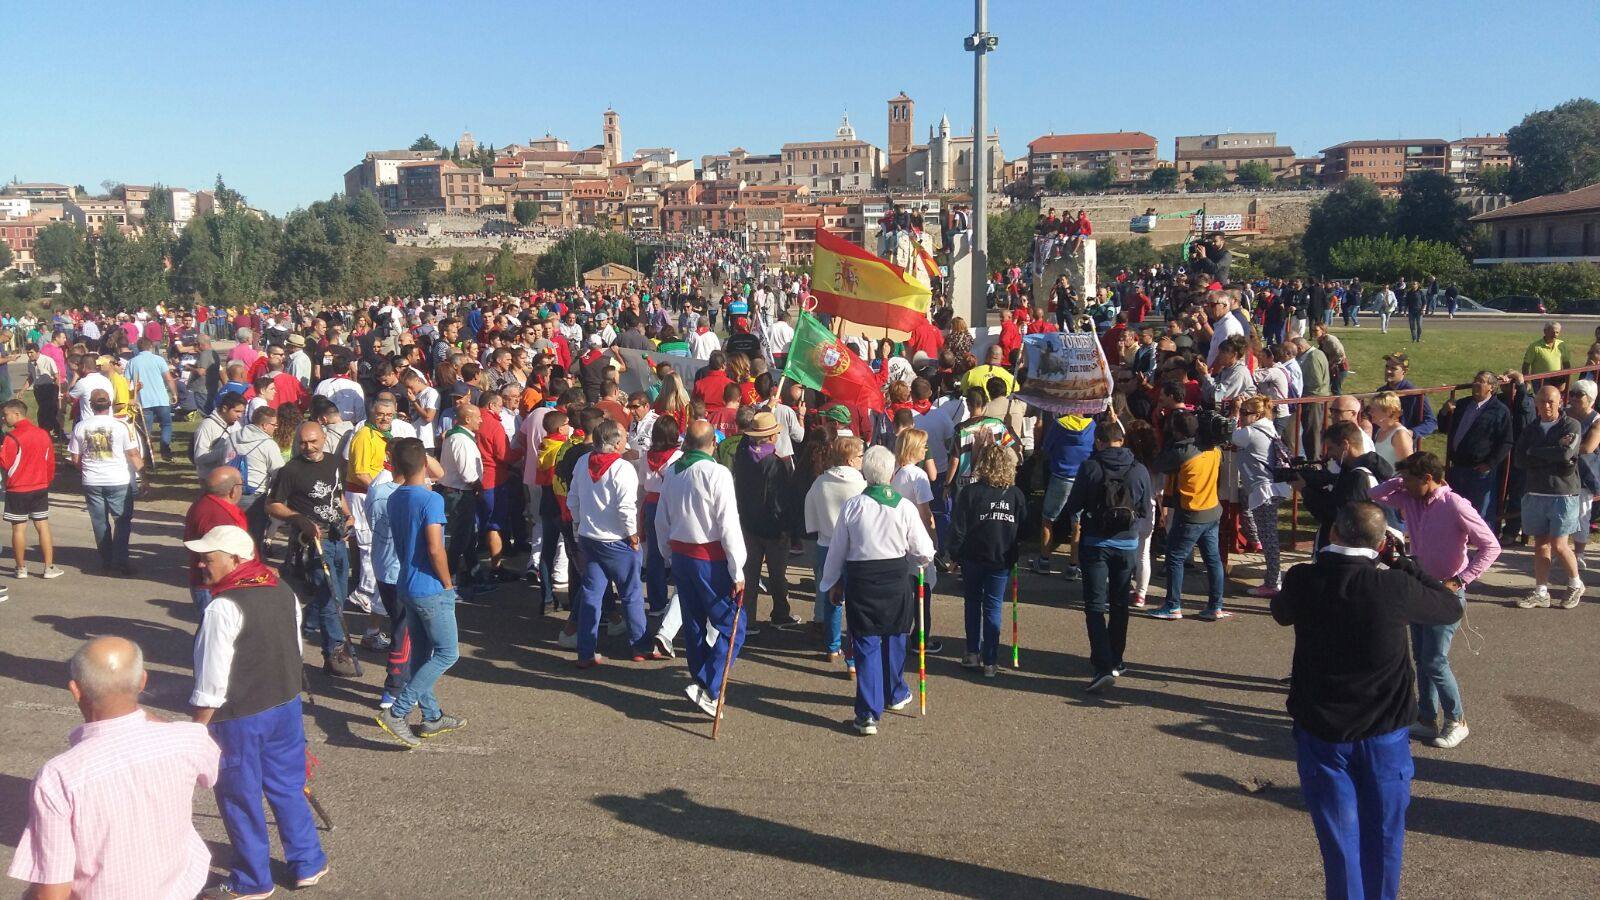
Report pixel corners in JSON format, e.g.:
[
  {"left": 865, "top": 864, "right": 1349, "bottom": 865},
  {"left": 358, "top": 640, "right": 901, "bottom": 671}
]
[
  {"left": 1297, "top": 421, "right": 1394, "bottom": 549},
  {"left": 732, "top": 411, "right": 799, "bottom": 630},
  {"left": 1059, "top": 421, "right": 1151, "bottom": 692},
  {"left": 1439, "top": 370, "right": 1514, "bottom": 525},
  {"left": 1513, "top": 384, "right": 1584, "bottom": 609},
  {"left": 1272, "top": 502, "right": 1461, "bottom": 900}
]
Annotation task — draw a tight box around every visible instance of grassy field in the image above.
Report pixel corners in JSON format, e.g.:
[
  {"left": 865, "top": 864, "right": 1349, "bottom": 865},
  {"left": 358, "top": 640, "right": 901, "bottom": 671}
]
[{"left": 1333, "top": 323, "right": 1538, "bottom": 394}]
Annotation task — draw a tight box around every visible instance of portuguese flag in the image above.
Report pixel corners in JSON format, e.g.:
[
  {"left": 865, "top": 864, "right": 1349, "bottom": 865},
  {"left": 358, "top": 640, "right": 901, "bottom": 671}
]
[
  {"left": 783, "top": 312, "right": 885, "bottom": 411},
  {"left": 810, "top": 221, "right": 931, "bottom": 333}
]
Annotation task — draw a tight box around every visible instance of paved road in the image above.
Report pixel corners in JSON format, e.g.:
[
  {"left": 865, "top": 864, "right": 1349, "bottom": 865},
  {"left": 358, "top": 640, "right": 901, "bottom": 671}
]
[{"left": 2, "top": 469, "right": 1597, "bottom": 897}]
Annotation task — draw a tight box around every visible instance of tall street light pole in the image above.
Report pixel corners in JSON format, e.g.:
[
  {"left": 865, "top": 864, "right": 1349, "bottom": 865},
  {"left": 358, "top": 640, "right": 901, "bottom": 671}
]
[{"left": 964, "top": 1, "right": 997, "bottom": 328}]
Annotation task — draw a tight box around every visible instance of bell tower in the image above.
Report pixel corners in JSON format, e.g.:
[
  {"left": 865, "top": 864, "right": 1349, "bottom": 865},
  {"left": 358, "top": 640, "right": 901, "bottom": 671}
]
[
  {"left": 887, "top": 92, "right": 914, "bottom": 185},
  {"left": 602, "top": 108, "right": 622, "bottom": 167}
]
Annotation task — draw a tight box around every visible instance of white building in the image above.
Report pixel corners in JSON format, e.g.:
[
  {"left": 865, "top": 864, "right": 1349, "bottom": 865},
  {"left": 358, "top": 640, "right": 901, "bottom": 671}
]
[{"left": 0, "top": 197, "right": 30, "bottom": 219}]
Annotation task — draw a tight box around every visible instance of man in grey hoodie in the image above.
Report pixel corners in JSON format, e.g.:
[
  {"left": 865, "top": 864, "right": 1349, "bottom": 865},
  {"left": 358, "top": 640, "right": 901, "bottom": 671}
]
[{"left": 228, "top": 405, "right": 285, "bottom": 512}]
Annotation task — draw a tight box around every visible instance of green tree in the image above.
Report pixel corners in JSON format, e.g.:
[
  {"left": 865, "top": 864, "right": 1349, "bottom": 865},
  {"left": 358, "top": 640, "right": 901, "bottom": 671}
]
[
  {"left": 0, "top": 240, "right": 11, "bottom": 270},
  {"left": 1506, "top": 98, "right": 1600, "bottom": 200},
  {"left": 144, "top": 184, "right": 173, "bottom": 230},
  {"left": 409, "top": 257, "right": 436, "bottom": 296},
  {"left": 212, "top": 175, "right": 244, "bottom": 212},
  {"left": 1394, "top": 169, "right": 1472, "bottom": 250},
  {"left": 90, "top": 224, "right": 167, "bottom": 311},
  {"left": 410, "top": 133, "right": 441, "bottom": 152},
  {"left": 1044, "top": 169, "right": 1073, "bottom": 193},
  {"left": 1096, "top": 237, "right": 1160, "bottom": 280},
  {"left": 1147, "top": 166, "right": 1178, "bottom": 190},
  {"left": 533, "top": 230, "right": 648, "bottom": 288},
  {"left": 982, "top": 204, "right": 1039, "bottom": 275},
  {"left": 1476, "top": 164, "right": 1512, "bottom": 195},
  {"left": 1094, "top": 159, "right": 1118, "bottom": 190},
  {"left": 1302, "top": 177, "right": 1394, "bottom": 272},
  {"left": 34, "top": 222, "right": 85, "bottom": 272},
  {"left": 1235, "top": 161, "right": 1274, "bottom": 187},
  {"left": 1328, "top": 235, "right": 1466, "bottom": 283},
  {"left": 1189, "top": 165, "right": 1229, "bottom": 190},
  {"left": 1247, "top": 241, "right": 1308, "bottom": 279},
  {"left": 513, "top": 200, "right": 541, "bottom": 226},
  {"left": 171, "top": 217, "right": 221, "bottom": 299}
]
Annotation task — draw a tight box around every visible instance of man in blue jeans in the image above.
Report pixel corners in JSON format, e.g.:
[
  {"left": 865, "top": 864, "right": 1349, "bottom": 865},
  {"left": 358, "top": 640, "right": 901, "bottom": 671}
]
[
  {"left": 265, "top": 422, "right": 362, "bottom": 678},
  {"left": 125, "top": 336, "right": 177, "bottom": 463},
  {"left": 1060, "top": 422, "right": 1151, "bottom": 692},
  {"left": 1273, "top": 502, "right": 1462, "bottom": 900},
  {"left": 376, "top": 438, "right": 465, "bottom": 748},
  {"left": 68, "top": 390, "right": 143, "bottom": 574}
]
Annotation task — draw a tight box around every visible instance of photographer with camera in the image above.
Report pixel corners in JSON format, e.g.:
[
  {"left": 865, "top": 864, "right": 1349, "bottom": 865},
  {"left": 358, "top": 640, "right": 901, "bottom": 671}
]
[
  {"left": 1272, "top": 501, "right": 1463, "bottom": 900},
  {"left": 266, "top": 422, "right": 362, "bottom": 677},
  {"left": 1294, "top": 420, "right": 1394, "bottom": 550}
]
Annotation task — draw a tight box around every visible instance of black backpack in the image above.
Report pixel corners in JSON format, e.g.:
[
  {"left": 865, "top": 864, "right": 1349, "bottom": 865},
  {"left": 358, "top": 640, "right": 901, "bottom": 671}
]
[{"left": 1094, "top": 469, "right": 1137, "bottom": 534}]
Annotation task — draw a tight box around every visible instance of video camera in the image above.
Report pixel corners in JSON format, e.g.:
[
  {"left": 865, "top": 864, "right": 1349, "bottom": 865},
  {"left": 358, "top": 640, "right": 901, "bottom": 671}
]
[{"left": 1271, "top": 456, "right": 1326, "bottom": 484}]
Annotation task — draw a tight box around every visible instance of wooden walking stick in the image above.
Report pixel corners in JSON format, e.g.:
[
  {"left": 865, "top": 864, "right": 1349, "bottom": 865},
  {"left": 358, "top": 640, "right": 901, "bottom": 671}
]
[
  {"left": 917, "top": 568, "right": 927, "bottom": 716},
  {"left": 711, "top": 585, "right": 745, "bottom": 740},
  {"left": 1011, "top": 563, "right": 1021, "bottom": 669}
]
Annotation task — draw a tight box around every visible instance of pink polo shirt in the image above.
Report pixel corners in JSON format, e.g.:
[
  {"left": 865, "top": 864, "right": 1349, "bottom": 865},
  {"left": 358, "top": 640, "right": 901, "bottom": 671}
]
[{"left": 8, "top": 710, "right": 219, "bottom": 899}]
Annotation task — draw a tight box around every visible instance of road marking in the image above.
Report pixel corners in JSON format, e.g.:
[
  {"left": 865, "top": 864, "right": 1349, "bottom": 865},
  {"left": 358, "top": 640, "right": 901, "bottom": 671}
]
[{"left": 10, "top": 700, "right": 78, "bottom": 717}]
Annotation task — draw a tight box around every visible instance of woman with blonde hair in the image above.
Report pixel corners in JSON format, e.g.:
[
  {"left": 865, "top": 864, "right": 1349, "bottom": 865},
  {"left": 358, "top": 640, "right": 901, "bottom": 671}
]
[
  {"left": 653, "top": 371, "right": 691, "bottom": 431},
  {"left": 892, "top": 427, "right": 941, "bottom": 652},
  {"left": 1232, "top": 395, "right": 1291, "bottom": 597},
  {"left": 1366, "top": 391, "right": 1414, "bottom": 470},
  {"left": 947, "top": 316, "right": 973, "bottom": 362},
  {"left": 948, "top": 443, "right": 1024, "bottom": 676}
]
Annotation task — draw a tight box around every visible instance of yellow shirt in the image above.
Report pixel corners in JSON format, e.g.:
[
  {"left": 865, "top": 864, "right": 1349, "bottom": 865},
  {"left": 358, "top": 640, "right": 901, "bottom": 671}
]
[
  {"left": 961, "top": 364, "right": 1018, "bottom": 398},
  {"left": 346, "top": 425, "right": 390, "bottom": 487},
  {"left": 110, "top": 372, "right": 132, "bottom": 419}
]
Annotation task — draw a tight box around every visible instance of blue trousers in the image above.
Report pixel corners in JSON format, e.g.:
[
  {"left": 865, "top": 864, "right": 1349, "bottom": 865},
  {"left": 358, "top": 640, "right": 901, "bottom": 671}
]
[
  {"left": 1408, "top": 313, "right": 1424, "bottom": 342},
  {"left": 304, "top": 537, "right": 349, "bottom": 654},
  {"left": 960, "top": 561, "right": 1008, "bottom": 665},
  {"left": 642, "top": 502, "right": 671, "bottom": 613},
  {"left": 1446, "top": 467, "right": 1498, "bottom": 529},
  {"left": 1081, "top": 543, "right": 1136, "bottom": 676},
  {"left": 392, "top": 588, "right": 458, "bottom": 721},
  {"left": 1163, "top": 518, "right": 1223, "bottom": 612},
  {"left": 929, "top": 475, "right": 952, "bottom": 557},
  {"left": 1295, "top": 725, "right": 1412, "bottom": 900},
  {"left": 209, "top": 698, "right": 327, "bottom": 894},
  {"left": 812, "top": 542, "right": 843, "bottom": 653},
  {"left": 673, "top": 553, "right": 745, "bottom": 695},
  {"left": 143, "top": 403, "right": 173, "bottom": 449},
  {"left": 575, "top": 536, "right": 647, "bottom": 661},
  {"left": 1412, "top": 589, "right": 1465, "bottom": 723},
  {"left": 83, "top": 483, "right": 134, "bottom": 569},
  {"left": 852, "top": 633, "right": 911, "bottom": 722}
]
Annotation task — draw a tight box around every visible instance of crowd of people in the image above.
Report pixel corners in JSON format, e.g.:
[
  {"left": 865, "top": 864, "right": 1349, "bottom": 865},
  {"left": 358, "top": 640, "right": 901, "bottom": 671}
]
[{"left": 5, "top": 226, "right": 1595, "bottom": 898}]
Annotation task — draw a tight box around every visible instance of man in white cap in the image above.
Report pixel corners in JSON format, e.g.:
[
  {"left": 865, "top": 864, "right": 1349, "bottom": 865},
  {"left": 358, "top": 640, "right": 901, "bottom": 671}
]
[{"left": 186, "top": 525, "right": 330, "bottom": 897}]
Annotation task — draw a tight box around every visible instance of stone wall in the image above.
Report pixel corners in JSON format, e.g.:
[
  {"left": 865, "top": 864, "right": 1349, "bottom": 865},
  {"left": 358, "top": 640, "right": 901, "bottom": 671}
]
[{"left": 1040, "top": 189, "right": 1325, "bottom": 246}]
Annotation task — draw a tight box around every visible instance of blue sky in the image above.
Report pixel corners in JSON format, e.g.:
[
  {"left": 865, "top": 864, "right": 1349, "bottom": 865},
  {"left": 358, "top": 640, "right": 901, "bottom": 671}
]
[{"left": 4, "top": 1, "right": 1593, "bottom": 214}]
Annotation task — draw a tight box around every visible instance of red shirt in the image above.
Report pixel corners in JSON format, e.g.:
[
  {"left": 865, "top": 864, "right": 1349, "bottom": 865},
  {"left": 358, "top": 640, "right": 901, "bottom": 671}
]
[
  {"left": 1100, "top": 323, "right": 1128, "bottom": 364},
  {"left": 270, "top": 371, "right": 306, "bottom": 410},
  {"left": 1126, "top": 292, "right": 1152, "bottom": 324},
  {"left": 1026, "top": 319, "right": 1057, "bottom": 335},
  {"left": 183, "top": 494, "right": 248, "bottom": 587},
  {"left": 694, "top": 369, "right": 734, "bottom": 411},
  {"left": 906, "top": 321, "right": 945, "bottom": 358},
  {"left": 0, "top": 419, "right": 55, "bottom": 493},
  {"left": 475, "top": 410, "right": 517, "bottom": 489}
]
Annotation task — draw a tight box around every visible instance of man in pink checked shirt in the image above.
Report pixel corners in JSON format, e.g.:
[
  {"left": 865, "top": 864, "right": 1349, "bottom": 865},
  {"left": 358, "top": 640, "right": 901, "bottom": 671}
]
[
  {"left": 1370, "top": 450, "right": 1502, "bottom": 752},
  {"left": 9, "top": 636, "right": 219, "bottom": 900}
]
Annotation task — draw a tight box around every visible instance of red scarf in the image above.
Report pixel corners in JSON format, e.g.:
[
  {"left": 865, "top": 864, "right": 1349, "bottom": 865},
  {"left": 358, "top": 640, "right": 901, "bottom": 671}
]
[
  {"left": 581, "top": 349, "right": 604, "bottom": 366},
  {"left": 209, "top": 558, "right": 280, "bottom": 594},
  {"left": 696, "top": 325, "right": 709, "bottom": 335},
  {"left": 588, "top": 451, "right": 623, "bottom": 481},
  {"left": 647, "top": 449, "right": 677, "bottom": 472},
  {"left": 910, "top": 398, "right": 932, "bottom": 414}
]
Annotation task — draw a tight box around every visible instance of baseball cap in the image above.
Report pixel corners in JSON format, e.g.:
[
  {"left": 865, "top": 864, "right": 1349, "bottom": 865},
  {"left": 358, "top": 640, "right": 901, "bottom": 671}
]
[
  {"left": 182, "top": 525, "right": 256, "bottom": 560},
  {"left": 821, "top": 404, "right": 852, "bottom": 424}
]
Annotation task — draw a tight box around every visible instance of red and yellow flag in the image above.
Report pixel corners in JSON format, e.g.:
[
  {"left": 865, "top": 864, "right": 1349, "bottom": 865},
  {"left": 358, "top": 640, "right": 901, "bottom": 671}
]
[{"left": 810, "top": 222, "right": 932, "bottom": 333}]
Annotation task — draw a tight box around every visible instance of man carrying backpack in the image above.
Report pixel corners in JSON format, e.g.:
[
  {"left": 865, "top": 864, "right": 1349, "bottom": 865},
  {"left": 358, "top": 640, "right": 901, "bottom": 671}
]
[{"left": 1059, "top": 420, "right": 1151, "bottom": 692}]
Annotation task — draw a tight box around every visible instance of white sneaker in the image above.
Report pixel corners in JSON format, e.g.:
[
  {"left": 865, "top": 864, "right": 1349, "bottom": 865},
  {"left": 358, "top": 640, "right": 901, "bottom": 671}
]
[
  {"left": 888, "top": 694, "right": 914, "bottom": 712},
  {"left": 1560, "top": 583, "right": 1585, "bottom": 610},
  {"left": 1516, "top": 590, "right": 1551, "bottom": 609},
  {"left": 684, "top": 683, "right": 718, "bottom": 718},
  {"left": 557, "top": 629, "right": 578, "bottom": 649},
  {"left": 41, "top": 566, "right": 64, "bottom": 579},
  {"left": 1430, "top": 720, "right": 1469, "bottom": 749},
  {"left": 13, "top": 568, "right": 27, "bottom": 579}
]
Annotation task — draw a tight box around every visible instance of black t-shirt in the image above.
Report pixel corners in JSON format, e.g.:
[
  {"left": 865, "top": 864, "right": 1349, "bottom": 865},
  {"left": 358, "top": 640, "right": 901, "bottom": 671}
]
[
  {"left": 268, "top": 454, "right": 345, "bottom": 528},
  {"left": 726, "top": 332, "right": 762, "bottom": 360}
]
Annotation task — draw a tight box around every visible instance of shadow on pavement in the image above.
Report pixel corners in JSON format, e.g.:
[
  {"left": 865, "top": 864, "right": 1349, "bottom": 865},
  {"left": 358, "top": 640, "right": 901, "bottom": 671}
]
[
  {"left": 593, "top": 787, "right": 1139, "bottom": 898},
  {"left": 0, "top": 771, "right": 31, "bottom": 849},
  {"left": 1183, "top": 771, "right": 1600, "bottom": 858}
]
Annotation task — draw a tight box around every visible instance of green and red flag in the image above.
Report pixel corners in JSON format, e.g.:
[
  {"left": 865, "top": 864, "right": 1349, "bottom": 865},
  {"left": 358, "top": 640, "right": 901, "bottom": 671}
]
[{"left": 783, "top": 311, "right": 885, "bottom": 411}]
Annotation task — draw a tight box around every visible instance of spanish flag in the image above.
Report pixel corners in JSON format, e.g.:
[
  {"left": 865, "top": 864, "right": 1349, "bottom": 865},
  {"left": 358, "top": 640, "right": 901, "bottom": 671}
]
[{"left": 810, "top": 221, "right": 932, "bottom": 334}]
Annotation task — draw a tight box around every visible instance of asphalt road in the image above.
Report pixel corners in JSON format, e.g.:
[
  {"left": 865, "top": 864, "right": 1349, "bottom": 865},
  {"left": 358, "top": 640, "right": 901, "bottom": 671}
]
[{"left": 2, "top": 470, "right": 1598, "bottom": 898}]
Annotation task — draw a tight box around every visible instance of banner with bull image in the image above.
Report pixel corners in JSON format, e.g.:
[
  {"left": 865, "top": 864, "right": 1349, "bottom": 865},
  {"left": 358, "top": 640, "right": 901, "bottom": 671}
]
[{"left": 1017, "top": 331, "right": 1113, "bottom": 415}]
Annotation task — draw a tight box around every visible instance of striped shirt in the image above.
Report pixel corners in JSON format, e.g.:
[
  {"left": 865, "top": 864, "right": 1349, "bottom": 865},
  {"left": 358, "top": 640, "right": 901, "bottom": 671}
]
[{"left": 8, "top": 710, "right": 219, "bottom": 898}]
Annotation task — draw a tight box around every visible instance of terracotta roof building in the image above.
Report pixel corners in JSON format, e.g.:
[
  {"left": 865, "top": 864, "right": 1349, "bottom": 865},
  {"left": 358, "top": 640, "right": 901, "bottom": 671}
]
[
  {"left": 1027, "top": 131, "right": 1158, "bottom": 187},
  {"left": 1470, "top": 182, "right": 1600, "bottom": 264},
  {"left": 1319, "top": 139, "right": 1449, "bottom": 188}
]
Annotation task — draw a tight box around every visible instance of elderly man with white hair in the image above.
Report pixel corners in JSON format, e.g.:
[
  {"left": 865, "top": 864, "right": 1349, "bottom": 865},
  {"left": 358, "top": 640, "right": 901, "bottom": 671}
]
[
  {"left": 8, "top": 637, "right": 220, "bottom": 899},
  {"left": 820, "top": 445, "right": 935, "bottom": 736},
  {"left": 186, "top": 524, "right": 331, "bottom": 897}
]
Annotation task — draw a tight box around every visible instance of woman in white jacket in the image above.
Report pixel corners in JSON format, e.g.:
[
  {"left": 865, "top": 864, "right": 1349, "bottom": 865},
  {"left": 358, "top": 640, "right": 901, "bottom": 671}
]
[{"left": 804, "top": 435, "right": 865, "bottom": 670}]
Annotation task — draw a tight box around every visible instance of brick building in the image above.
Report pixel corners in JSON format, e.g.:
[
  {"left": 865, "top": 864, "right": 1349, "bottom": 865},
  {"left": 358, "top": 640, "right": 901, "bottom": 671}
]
[
  {"left": 1173, "top": 132, "right": 1296, "bottom": 183},
  {"left": 1028, "top": 132, "right": 1159, "bottom": 187},
  {"left": 1471, "top": 181, "right": 1600, "bottom": 264},
  {"left": 1319, "top": 139, "right": 1449, "bottom": 188},
  {"left": 1449, "top": 135, "right": 1512, "bottom": 185},
  {"left": 781, "top": 116, "right": 885, "bottom": 193}
]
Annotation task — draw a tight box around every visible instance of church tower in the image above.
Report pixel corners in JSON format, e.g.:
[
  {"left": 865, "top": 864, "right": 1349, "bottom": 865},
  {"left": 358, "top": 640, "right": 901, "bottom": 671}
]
[
  {"left": 930, "top": 114, "right": 951, "bottom": 191},
  {"left": 602, "top": 108, "right": 622, "bottom": 167},
  {"left": 887, "top": 92, "right": 914, "bottom": 178}
]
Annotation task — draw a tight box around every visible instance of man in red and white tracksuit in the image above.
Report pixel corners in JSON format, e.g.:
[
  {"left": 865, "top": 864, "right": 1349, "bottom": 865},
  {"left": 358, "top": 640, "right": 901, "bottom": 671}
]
[
  {"left": 1, "top": 399, "right": 61, "bottom": 583},
  {"left": 654, "top": 420, "right": 748, "bottom": 717}
]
